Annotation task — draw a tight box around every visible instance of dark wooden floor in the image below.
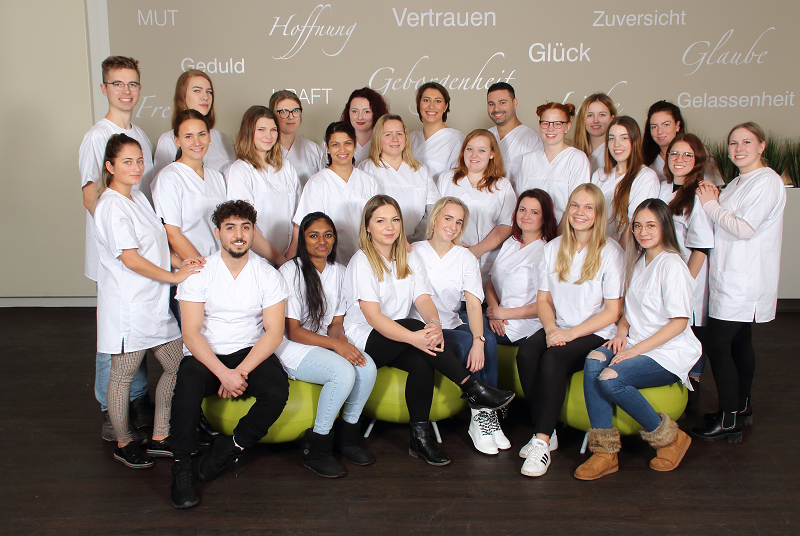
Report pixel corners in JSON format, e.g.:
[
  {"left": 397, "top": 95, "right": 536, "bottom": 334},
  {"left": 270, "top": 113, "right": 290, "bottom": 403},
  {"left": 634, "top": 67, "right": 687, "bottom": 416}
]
[{"left": 1, "top": 308, "right": 798, "bottom": 536}]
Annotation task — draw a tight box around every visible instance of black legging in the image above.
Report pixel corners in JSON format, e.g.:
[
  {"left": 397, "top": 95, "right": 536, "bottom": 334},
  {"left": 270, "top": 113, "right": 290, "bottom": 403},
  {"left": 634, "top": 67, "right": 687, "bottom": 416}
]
[
  {"left": 365, "top": 319, "right": 469, "bottom": 422},
  {"left": 516, "top": 329, "right": 605, "bottom": 436},
  {"left": 704, "top": 318, "right": 755, "bottom": 413}
]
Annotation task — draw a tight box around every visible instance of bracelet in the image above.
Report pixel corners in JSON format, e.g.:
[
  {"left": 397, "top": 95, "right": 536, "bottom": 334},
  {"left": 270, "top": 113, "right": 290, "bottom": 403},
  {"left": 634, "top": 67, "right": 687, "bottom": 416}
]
[{"left": 426, "top": 318, "right": 442, "bottom": 326}]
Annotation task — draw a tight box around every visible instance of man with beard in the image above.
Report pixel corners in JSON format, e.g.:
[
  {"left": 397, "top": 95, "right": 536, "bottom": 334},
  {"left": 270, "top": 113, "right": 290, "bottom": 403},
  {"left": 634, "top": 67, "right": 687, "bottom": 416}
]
[
  {"left": 486, "top": 82, "right": 542, "bottom": 190},
  {"left": 169, "top": 200, "right": 290, "bottom": 509}
]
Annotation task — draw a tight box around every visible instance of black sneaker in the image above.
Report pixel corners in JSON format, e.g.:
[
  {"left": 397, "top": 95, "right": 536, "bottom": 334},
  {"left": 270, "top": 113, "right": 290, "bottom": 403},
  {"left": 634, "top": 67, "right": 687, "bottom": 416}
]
[
  {"left": 147, "top": 437, "right": 174, "bottom": 458},
  {"left": 171, "top": 461, "right": 199, "bottom": 509},
  {"left": 198, "top": 436, "right": 240, "bottom": 482},
  {"left": 114, "top": 442, "right": 154, "bottom": 469},
  {"left": 129, "top": 395, "right": 155, "bottom": 429}
]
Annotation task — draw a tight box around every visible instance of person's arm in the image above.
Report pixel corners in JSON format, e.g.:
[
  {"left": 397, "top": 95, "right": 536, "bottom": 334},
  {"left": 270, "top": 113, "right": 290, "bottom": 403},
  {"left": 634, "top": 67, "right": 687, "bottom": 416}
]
[
  {"left": 82, "top": 182, "right": 97, "bottom": 216},
  {"left": 686, "top": 249, "right": 708, "bottom": 279},
  {"left": 164, "top": 224, "right": 203, "bottom": 261},
  {"left": 288, "top": 315, "right": 366, "bottom": 366},
  {"left": 359, "top": 299, "right": 440, "bottom": 356},
  {"left": 484, "top": 280, "right": 506, "bottom": 336},
  {"left": 235, "top": 300, "right": 286, "bottom": 377},
  {"left": 463, "top": 291, "right": 485, "bottom": 372},
  {"left": 602, "top": 316, "right": 630, "bottom": 354},
  {"left": 468, "top": 225, "right": 512, "bottom": 259},
  {"left": 610, "top": 317, "right": 688, "bottom": 365},
  {"left": 537, "top": 289, "right": 560, "bottom": 343},
  {"left": 118, "top": 249, "right": 201, "bottom": 284},
  {"left": 697, "top": 182, "right": 755, "bottom": 239},
  {"left": 561, "top": 298, "right": 623, "bottom": 342},
  {"left": 487, "top": 301, "right": 539, "bottom": 321},
  {"left": 251, "top": 230, "right": 288, "bottom": 266},
  {"left": 284, "top": 224, "right": 300, "bottom": 261}
]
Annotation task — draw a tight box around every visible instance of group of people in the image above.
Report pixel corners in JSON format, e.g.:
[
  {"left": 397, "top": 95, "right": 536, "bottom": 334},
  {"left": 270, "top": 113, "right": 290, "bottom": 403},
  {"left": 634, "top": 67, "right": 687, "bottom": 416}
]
[{"left": 79, "top": 56, "right": 785, "bottom": 509}]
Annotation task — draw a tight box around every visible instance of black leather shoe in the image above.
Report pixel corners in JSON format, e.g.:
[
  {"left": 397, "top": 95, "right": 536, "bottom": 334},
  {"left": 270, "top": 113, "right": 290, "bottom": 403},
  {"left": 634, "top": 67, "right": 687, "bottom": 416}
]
[
  {"left": 199, "top": 410, "right": 221, "bottom": 437},
  {"left": 691, "top": 412, "right": 742, "bottom": 443},
  {"left": 461, "top": 378, "right": 515, "bottom": 410},
  {"left": 704, "top": 399, "right": 753, "bottom": 426},
  {"left": 409, "top": 422, "right": 450, "bottom": 466},
  {"left": 333, "top": 419, "right": 374, "bottom": 466},
  {"left": 171, "top": 461, "right": 199, "bottom": 509}
]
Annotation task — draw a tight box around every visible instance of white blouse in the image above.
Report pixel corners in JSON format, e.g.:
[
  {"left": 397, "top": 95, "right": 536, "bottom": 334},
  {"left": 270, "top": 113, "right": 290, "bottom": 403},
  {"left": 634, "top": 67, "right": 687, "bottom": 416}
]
[
  {"left": 283, "top": 136, "right": 324, "bottom": 187},
  {"left": 489, "top": 124, "right": 542, "bottom": 190},
  {"left": 410, "top": 127, "right": 465, "bottom": 183},
  {"left": 517, "top": 146, "right": 591, "bottom": 223},
  {"left": 591, "top": 165, "right": 661, "bottom": 242}
]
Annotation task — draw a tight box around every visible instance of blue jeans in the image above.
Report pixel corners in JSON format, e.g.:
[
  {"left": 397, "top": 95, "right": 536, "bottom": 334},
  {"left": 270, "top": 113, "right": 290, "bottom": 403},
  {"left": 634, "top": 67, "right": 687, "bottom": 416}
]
[
  {"left": 456, "top": 310, "right": 502, "bottom": 388},
  {"left": 443, "top": 324, "right": 497, "bottom": 387},
  {"left": 95, "top": 351, "right": 149, "bottom": 411},
  {"left": 283, "top": 347, "right": 377, "bottom": 434},
  {"left": 583, "top": 346, "right": 680, "bottom": 433}
]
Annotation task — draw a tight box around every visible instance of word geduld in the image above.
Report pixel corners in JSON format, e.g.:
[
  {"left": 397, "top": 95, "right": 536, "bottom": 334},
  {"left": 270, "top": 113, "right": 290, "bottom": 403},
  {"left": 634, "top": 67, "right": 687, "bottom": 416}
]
[{"left": 181, "top": 58, "right": 245, "bottom": 74}]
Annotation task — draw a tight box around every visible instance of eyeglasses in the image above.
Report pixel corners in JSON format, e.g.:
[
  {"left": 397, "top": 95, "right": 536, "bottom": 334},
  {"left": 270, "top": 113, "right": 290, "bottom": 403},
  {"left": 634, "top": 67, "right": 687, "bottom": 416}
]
[
  {"left": 539, "top": 120, "right": 567, "bottom": 129},
  {"left": 104, "top": 81, "right": 140, "bottom": 91},
  {"left": 632, "top": 223, "right": 659, "bottom": 234},
  {"left": 276, "top": 108, "right": 302, "bottom": 119},
  {"left": 668, "top": 151, "right": 695, "bottom": 160}
]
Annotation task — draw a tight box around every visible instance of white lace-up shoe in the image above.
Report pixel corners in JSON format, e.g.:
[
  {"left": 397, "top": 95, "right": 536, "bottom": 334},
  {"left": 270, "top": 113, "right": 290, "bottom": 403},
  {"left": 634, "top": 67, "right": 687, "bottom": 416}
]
[
  {"left": 519, "top": 429, "right": 558, "bottom": 458},
  {"left": 520, "top": 438, "right": 551, "bottom": 477},
  {"left": 468, "top": 408, "right": 499, "bottom": 455},
  {"left": 489, "top": 410, "right": 511, "bottom": 450}
]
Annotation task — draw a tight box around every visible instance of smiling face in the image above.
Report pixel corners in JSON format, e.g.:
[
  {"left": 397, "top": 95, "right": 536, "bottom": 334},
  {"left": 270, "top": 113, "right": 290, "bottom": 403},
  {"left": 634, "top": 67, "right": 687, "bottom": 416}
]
[
  {"left": 607, "top": 124, "right": 632, "bottom": 165},
  {"left": 586, "top": 101, "right": 614, "bottom": 140},
  {"left": 101, "top": 68, "right": 141, "bottom": 113},
  {"left": 380, "top": 119, "right": 406, "bottom": 160},
  {"left": 516, "top": 196, "right": 543, "bottom": 234},
  {"left": 215, "top": 217, "right": 254, "bottom": 259},
  {"left": 253, "top": 117, "right": 278, "bottom": 158},
  {"left": 632, "top": 208, "right": 662, "bottom": 250},
  {"left": 420, "top": 88, "right": 448, "bottom": 125},
  {"left": 667, "top": 140, "right": 695, "bottom": 181},
  {"left": 463, "top": 135, "right": 494, "bottom": 175},
  {"left": 367, "top": 204, "right": 402, "bottom": 251},
  {"left": 432, "top": 202, "right": 465, "bottom": 244},
  {"left": 568, "top": 189, "right": 596, "bottom": 232},
  {"left": 175, "top": 118, "right": 210, "bottom": 164},
  {"left": 106, "top": 143, "right": 144, "bottom": 188},
  {"left": 184, "top": 75, "right": 213, "bottom": 116},
  {"left": 728, "top": 128, "right": 766, "bottom": 174},
  {"left": 487, "top": 89, "right": 517, "bottom": 127},
  {"left": 326, "top": 132, "right": 355, "bottom": 167},
  {"left": 304, "top": 218, "right": 336, "bottom": 262},
  {"left": 649, "top": 111, "right": 680, "bottom": 150},
  {"left": 348, "top": 97, "right": 373, "bottom": 135},
  {"left": 275, "top": 98, "right": 302, "bottom": 136},
  {"left": 539, "top": 108, "right": 570, "bottom": 147}
]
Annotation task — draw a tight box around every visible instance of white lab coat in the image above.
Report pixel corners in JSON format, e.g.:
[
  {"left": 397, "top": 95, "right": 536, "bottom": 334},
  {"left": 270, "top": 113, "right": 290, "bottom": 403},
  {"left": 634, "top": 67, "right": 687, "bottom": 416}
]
[
  {"left": 283, "top": 136, "right": 324, "bottom": 187},
  {"left": 591, "top": 166, "right": 661, "bottom": 242},
  {"left": 410, "top": 128, "right": 465, "bottom": 183},
  {"left": 517, "top": 147, "right": 591, "bottom": 223},
  {"left": 489, "top": 124, "right": 543, "bottom": 190},
  {"left": 588, "top": 144, "right": 606, "bottom": 175}
]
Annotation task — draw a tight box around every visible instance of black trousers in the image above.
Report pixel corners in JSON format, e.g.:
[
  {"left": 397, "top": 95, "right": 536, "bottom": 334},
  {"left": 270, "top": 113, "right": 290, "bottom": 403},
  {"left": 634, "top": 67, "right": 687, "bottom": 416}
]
[
  {"left": 170, "top": 347, "right": 289, "bottom": 459},
  {"left": 365, "top": 319, "right": 469, "bottom": 422},
  {"left": 704, "top": 318, "right": 756, "bottom": 413},
  {"left": 516, "top": 329, "right": 604, "bottom": 436}
]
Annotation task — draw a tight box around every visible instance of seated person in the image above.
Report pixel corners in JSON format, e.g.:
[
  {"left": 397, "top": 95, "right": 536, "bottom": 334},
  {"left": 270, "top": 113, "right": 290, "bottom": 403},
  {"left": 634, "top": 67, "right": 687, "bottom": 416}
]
[{"left": 169, "top": 200, "right": 290, "bottom": 509}]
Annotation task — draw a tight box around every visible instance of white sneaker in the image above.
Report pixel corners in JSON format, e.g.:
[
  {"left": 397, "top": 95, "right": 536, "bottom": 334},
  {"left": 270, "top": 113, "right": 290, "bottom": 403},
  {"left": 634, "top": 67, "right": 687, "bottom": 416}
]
[
  {"left": 468, "top": 408, "right": 499, "bottom": 455},
  {"left": 520, "top": 438, "right": 551, "bottom": 477},
  {"left": 489, "top": 410, "right": 511, "bottom": 450},
  {"left": 518, "top": 430, "right": 558, "bottom": 458}
]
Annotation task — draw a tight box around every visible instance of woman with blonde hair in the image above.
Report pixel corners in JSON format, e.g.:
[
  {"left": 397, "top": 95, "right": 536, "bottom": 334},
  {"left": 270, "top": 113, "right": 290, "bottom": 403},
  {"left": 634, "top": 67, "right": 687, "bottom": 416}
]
[
  {"left": 573, "top": 93, "right": 617, "bottom": 174},
  {"left": 227, "top": 105, "right": 301, "bottom": 266},
  {"left": 342, "top": 195, "right": 514, "bottom": 466},
  {"left": 269, "top": 89, "right": 324, "bottom": 186},
  {"left": 515, "top": 183, "right": 624, "bottom": 478},
  {"left": 360, "top": 114, "right": 439, "bottom": 242}
]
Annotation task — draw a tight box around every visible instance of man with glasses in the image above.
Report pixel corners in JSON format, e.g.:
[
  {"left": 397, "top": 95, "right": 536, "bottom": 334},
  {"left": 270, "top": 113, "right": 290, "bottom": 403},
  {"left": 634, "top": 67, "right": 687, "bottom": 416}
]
[
  {"left": 486, "top": 82, "right": 542, "bottom": 190},
  {"left": 79, "top": 56, "right": 155, "bottom": 442}
]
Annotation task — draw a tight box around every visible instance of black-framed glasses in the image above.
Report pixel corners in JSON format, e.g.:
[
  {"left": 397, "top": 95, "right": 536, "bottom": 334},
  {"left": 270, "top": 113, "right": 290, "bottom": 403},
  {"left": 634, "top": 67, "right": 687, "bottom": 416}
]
[
  {"left": 104, "top": 81, "right": 140, "bottom": 91},
  {"left": 276, "top": 108, "right": 302, "bottom": 119},
  {"left": 668, "top": 151, "right": 695, "bottom": 160},
  {"left": 539, "top": 120, "right": 567, "bottom": 129}
]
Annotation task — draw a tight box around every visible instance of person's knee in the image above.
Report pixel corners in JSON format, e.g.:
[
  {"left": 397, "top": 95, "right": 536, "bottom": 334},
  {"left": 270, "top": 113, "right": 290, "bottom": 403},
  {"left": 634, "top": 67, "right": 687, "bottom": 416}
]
[{"left": 598, "top": 367, "right": 618, "bottom": 381}]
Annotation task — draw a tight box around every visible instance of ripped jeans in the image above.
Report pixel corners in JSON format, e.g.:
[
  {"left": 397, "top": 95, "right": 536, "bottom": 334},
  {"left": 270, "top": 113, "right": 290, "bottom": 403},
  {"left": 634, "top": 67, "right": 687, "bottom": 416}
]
[{"left": 583, "top": 346, "right": 680, "bottom": 433}]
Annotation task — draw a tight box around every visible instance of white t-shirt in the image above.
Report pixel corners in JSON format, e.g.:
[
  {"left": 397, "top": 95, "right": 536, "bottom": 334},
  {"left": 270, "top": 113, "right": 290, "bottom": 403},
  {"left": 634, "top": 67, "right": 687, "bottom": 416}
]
[
  {"left": 588, "top": 144, "right": 606, "bottom": 175},
  {"left": 538, "top": 235, "right": 625, "bottom": 340},
  {"left": 275, "top": 261, "right": 347, "bottom": 370},
  {"left": 707, "top": 167, "right": 785, "bottom": 323},
  {"left": 226, "top": 159, "right": 302, "bottom": 258},
  {"left": 343, "top": 250, "right": 433, "bottom": 351},
  {"left": 624, "top": 252, "right": 702, "bottom": 387},
  {"left": 153, "top": 128, "right": 235, "bottom": 178},
  {"left": 658, "top": 183, "right": 715, "bottom": 326},
  {"left": 489, "top": 124, "right": 543, "bottom": 190},
  {"left": 293, "top": 168, "right": 379, "bottom": 265},
  {"left": 176, "top": 251, "right": 289, "bottom": 356},
  {"left": 489, "top": 236, "right": 546, "bottom": 342},
  {"left": 591, "top": 165, "right": 661, "bottom": 242},
  {"left": 283, "top": 136, "right": 324, "bottom": 187},
  {"left": 408, "top": 241, "right": 483, "bottom": 329},
  {"left": 94, "top": 189, "right": 180, "bottom": 354},
  {"left": 437, "top": 170, "right": 517, "bottom": 285},
  {"left": 517, "top": 147, "right": 591, "bottom": 223},
  {"left": 79, "top": 118, "right": 155, "bottom": 281},
  {"left": 359, "top": 159, "right": 440, "bottom": 241},
  {"left": 152, "top": 162, "right": 227, "bottom": 257},
  {"left": 410, "top": 127, "right": 465, "bottom": 183}
]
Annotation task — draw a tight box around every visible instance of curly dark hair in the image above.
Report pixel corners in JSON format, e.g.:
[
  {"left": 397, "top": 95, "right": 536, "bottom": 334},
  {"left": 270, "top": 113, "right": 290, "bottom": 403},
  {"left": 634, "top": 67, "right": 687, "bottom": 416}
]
[{"left": 211, "top": 200, "right": 257, "bottom": 228}]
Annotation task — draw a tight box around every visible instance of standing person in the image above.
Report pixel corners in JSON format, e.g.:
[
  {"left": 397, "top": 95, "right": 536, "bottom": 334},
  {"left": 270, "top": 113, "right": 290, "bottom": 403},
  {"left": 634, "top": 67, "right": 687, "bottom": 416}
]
[
  {"left": 360, "top": 114, "right": 439, "bottom": 242},
  {"left": 659, "top": 134, "right": 715, "bottom": 404},
  {"left": 94, "top": 134, "right": 202, "bottom": 469},
  {"left": 294, "top": 121, "right": 379, "bottom": 265},
  {"left": 79, "top": 55, "right": 154, "bottom": 441},
  {"left": 517, "top": 102, "right": 591, "bottom": 228},
  {"left": 591, "top": 116, "right": 660, "bottom": 246},
  {"left": 227, "top": 106, "right": 301, "bottom": 266},
  {"left": 170, "top": 200, "right": 291, "bottom": 509},
  {"left": 276, "top": 212, "right": 377, "bottom": 478},
  {"left": 690, "top": 122, "right": 786, "bottom": 442},
  {"left": 337, "top": 87, "right": 390, "bottom": 167},
  {"left": 574, "top": 199, "right": 698, "bottom": 480},
  {"left": 343, "top": 195, "right": 515, "bottom": 466},
  {"left": 516, "top": 184, "right": 624, "bottom": 478},
  {"left": 486, "top": 82, "right": 543, "bottom": 189},
  {"left": 438, "top": 129, "right": 516, "bottom": 286},
  {"left": 410, "top": 82, "right": 466, "bottom": 183},
  {"left": 270, "top": 90, "right": 324, "bottom": 186},
  {"left": 153, "top": 70, "right": 235, "bottom": 177},
  {"left": 573, "top": 93, "right": 617, "bottom": 175}
]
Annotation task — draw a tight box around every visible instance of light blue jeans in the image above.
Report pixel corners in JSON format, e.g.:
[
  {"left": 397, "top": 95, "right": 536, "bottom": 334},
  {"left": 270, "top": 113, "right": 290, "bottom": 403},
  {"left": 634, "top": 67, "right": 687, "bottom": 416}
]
[
  {"left": 583, "top": 346, "right": 680, "bottom": 433},
  {"left": 95, "top": 351, "right": 149, "bottom": 411},
  {"left": 283, "top": 347, "right": 377, "bottom": 434}
]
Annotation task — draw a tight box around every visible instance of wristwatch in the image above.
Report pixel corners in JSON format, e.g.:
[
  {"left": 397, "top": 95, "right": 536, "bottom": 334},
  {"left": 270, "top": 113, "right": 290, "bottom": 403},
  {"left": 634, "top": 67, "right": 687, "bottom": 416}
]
[{"left": 474, "top": 335, "right": 486, "bottom": 342}]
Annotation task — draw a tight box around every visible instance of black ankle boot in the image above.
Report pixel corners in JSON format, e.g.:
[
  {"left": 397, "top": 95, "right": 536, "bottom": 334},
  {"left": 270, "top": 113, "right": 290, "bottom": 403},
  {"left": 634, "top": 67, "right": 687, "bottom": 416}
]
[
  {"left": 199, "top": 410, "right": 221, "bottom": 437},
  {"left": 302, "top": 429, "right": 346, "bottom": 478},
  {"left": 703, "top": 399, "right": 753, "bottom": 426},
  {"left": 690, "top": 411, "right": 742, "bottom": 442},
  {"left": 460, "top": 376, "right": 515, "bottom": 410},
  {"left": 409, "top": 421, "right": 450, "bottom": 466},
  {"left": 333, "top": 419, "right": 374, "bottom": 466}
]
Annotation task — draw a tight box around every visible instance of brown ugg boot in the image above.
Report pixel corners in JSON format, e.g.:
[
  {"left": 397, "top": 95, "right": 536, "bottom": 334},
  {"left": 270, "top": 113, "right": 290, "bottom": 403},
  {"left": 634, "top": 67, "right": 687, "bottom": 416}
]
[
  {"left": 640, "top": 413, "right": 691, "bottom": 472},
  {"left": 574, "top": 428, "right": 620, "bottom": 481}
]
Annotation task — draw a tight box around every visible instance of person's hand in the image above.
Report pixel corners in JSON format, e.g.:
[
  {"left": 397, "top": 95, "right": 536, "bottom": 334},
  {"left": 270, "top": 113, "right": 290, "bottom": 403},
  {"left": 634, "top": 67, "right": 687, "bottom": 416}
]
[
  {"left": 409, "top": 329, "right": 438, "bottom": 356},
  {"left": 423, "top": 321, "right": 444, "bottom": 352},
  {"left": 489, "top": 318, "right": 507, "bottom": 337},
  {"left": 466, "top": 341, "right": 485, "bottom": 372},
  {"left": 406, "top": 242, "right": 414, "bottom": 254},
  {"left": 217, "top": 368, "right": 248, "bottom": 398},
  {"left": 603, "top": 335, "right": 627, "bottom": 354},
  {"left": 696, "top": 181, "right": 719, "bottom": 204},
  {"left": 545, "top": 327, "right": 574, "bottom": 347},
  {"left": 486, "top": 305, "right": 507, "bottom": 321},
  {"left": 333, "top": 339, "right": 367, "bottom": 366},
  {"left": 610, "top": 347, "right": 641, "bottom": 365},
  {"left": 173, "top": 257, "right": 204, "bottom": 283}
]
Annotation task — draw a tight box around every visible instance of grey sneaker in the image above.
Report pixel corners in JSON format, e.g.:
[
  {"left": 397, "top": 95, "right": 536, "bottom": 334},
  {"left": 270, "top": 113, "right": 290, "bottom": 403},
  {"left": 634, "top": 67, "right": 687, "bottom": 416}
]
[{"left": 102, "top": 411, "right": 116, "bottom": 442}]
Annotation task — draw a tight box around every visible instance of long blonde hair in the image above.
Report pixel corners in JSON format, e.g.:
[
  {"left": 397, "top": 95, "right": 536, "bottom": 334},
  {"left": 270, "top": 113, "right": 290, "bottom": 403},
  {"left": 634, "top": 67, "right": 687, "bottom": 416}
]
[
  {"left": 368, "top": 114, "right": 421, "bottom": 171},
  {"left": 426, "top": 197, "right": 470, "bottom": 244},
  {"left": 358, "top": 195, "right": 412, "bottom": 282},
  {"left": 554, "top": 183, "right": 608, "bottom": 283}
]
